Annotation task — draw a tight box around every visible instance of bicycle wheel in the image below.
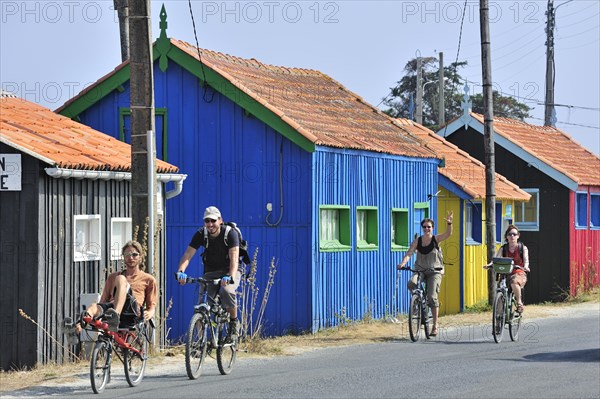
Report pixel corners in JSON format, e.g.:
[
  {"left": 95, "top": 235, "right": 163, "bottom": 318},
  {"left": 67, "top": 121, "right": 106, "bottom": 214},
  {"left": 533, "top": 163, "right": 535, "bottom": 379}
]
[
  {"left": 509, "top": 294, "right": 522, "bottom": 342},
  {"left": 423, "top": 302, "right": 432, "bottom": 339},
  {"left": 90, "top": 340, "right": 111, "bottom": 394},
  {"left": 408, "top": 293, "right": 422, "bottom": 342},
  {"left": 216, "top": 321, "right": 237, "bottom": 375},
  {"left": 185, "top": 312, "right": 209, "bottom": 380},
  {"left": 124, "top": 324, "right": 148, "bottom": 387},
  {"left": 492, "top": 291, "right": 506, "bottom": 343}
]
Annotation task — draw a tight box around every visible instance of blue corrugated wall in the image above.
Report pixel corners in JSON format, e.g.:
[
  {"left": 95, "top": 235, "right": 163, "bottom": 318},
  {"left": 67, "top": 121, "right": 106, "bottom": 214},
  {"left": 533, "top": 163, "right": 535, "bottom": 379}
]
[{"left": 311, "top": 147, "right": 439, "bottom": 330}]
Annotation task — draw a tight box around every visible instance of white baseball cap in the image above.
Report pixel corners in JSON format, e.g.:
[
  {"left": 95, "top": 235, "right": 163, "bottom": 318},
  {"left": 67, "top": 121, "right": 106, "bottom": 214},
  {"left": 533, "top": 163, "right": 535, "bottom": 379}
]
[{"left": 203, "top": 206, "right": 221, "bottom": 220}]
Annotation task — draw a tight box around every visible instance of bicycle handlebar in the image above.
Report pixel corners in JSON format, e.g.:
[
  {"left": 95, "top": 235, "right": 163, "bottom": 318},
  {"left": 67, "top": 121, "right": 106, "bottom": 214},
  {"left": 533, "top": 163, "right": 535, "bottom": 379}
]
[
  {"left": 483, "top": 264, "right": 527, "bottom": 271},
  {"left": 398, "top": 266, "right": 443, "bottom": 272},
  {"left": 173, "top": 273, "right": 235, "bottom": 285}
]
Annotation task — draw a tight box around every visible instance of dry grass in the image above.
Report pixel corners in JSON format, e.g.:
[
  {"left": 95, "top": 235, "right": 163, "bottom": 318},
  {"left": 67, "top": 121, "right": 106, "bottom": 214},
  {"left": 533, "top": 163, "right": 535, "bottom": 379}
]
[{"left": 2, "top": 289, "right": 598, "bottom": 393}]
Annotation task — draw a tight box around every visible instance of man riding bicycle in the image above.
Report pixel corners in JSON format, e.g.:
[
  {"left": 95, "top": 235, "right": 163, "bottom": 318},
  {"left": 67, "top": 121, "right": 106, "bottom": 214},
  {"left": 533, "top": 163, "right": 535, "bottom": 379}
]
[
  {"left": 74, "top": 240, "right": 157, "bottom": 333},
  {"left": 176, "top": 206, "right": 241, "bottom": 343}
]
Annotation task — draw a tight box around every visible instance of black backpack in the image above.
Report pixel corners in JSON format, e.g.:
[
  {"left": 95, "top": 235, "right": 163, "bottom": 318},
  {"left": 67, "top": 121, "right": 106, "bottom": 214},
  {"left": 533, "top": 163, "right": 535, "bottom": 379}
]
[
  {"left": 202, "top": 222, "right": 251, "bottom": 265},
  {"left": 502, "top": 241, "right": 523, "bottom": 259}
]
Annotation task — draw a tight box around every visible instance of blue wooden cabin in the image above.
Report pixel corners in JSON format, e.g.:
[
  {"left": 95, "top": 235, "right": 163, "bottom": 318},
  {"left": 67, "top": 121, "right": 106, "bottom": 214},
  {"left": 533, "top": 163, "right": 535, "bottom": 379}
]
[{"left": 58, "top": 8, "right": 441, "bottom": 338}]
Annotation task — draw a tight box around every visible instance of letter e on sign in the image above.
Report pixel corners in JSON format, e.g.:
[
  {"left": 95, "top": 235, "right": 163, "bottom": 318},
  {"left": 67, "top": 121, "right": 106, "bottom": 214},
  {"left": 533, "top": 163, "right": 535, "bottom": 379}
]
[{"left": 0, "top": 154, "right": 22, "bottom": 191}]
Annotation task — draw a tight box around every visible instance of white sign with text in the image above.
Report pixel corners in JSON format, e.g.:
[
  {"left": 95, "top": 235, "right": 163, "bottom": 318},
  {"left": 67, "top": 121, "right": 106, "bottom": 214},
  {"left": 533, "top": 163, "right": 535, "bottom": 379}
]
[{"left": 0, "top": 154, "right": 22, "bottom": 191}]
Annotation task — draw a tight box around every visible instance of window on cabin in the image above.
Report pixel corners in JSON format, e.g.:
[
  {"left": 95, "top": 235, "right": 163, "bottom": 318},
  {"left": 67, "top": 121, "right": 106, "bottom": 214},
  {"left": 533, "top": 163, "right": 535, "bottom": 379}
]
[
  {"left": 356, "top": 207, "right": 378, "bottom": 251},
  {"left": 319, "top": 205, "right": 351, "bottom": 252},
  {"left": 466, "top": 202, "right": 482, "bottom": 244},
  {"left": 74, "top": 215, "right": 101, "bottom": 262},
  {"left": 591, "top": 194, "right": 600, "bottom": 229},
  {"left": 111, "top": 218, "right": 132, "bottom": 260},
  {"left": 391, "top": 208, "right": 409, "bottom": 251},
  {"left": 496, "top": 202, "right": 503, "bottom": 243},
  {"left": 575, "top": 192, "right": 588, "bottom": 228},
  {"left": 515, "top": 189, "right": 539, "bottom": 231}
]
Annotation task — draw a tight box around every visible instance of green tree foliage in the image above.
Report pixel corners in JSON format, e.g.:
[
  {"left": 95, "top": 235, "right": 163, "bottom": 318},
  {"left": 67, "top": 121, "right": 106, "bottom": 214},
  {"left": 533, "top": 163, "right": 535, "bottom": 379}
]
[{"left": 381, "top": 57, "right": 532, "bottom": 130}]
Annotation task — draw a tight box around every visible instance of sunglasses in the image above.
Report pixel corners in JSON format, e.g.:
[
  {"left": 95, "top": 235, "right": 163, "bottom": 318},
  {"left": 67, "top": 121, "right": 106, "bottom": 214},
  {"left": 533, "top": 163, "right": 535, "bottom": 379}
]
[
  {"left": 204, "top": 218, "right": 217, "bottom": 224},
  {"left": 507, "top": 232, "right": 519, "bottom": 236},
  {"left": 422, "top": 225, "right": 433, "bottom": 229},
  {"left": 124, "top": 252, "right": 140, "bottom": 258}
]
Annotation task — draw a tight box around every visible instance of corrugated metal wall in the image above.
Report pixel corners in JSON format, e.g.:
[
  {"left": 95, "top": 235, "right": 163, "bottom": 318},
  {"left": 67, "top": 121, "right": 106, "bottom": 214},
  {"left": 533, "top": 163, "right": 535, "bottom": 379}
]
[
  {"left": 37, "top": 174, "right": 133, "bottom": 365},
  {"left": 311, "top": 147, "right": 439, "bottom": 330},
  {"left": 569, "top": 188, "right": 600, "bottom": 295},
  {"left": 0, "top": 148, "right": 39, "bottom": 370},
  {"left": 437, "top": 188, "right": 461, "bottom": 315}
]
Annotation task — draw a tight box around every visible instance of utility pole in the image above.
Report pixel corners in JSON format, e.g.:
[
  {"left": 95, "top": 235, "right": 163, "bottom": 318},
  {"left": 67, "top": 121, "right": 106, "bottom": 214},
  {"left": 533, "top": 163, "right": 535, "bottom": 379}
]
[
  {"left": 480, "top": 0, "right": 496, "bottom": 305},
  {"left": 416, "top": 57, "right": 423, "bottom": 124},
  {"left": 114, "top": 0, "right": 129, "bottom": 61},
  {"left": 544, "top": 0, "right": 555, "bottom": 126},
  {"left": 438, "top": 52, "right": 445, "bottom": 127},
  {"left": 544, "top": 0, "right": 573, "bottom": 126},
  {"left": 129, "top": 0, "right": 156, "bottom": 273}
]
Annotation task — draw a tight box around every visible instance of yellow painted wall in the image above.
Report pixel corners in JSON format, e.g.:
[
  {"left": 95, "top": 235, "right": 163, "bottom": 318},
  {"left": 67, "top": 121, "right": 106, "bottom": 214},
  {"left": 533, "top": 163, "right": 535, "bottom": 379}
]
[
  {"left": 437, "top": 188, "right": 461, "bottom": 315},
  {"left": 463, "top": 200, "right": 515, "bottom": 308}
]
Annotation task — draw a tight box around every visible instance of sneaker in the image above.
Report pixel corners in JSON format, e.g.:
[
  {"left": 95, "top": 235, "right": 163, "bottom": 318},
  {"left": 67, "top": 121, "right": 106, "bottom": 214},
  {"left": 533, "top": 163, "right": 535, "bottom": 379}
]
[
  {"left": 225, "top": 319, "right": 239, "bottom": 344},
  {"left": 103, "top": 308, "right": 120, "bottom": 332}
]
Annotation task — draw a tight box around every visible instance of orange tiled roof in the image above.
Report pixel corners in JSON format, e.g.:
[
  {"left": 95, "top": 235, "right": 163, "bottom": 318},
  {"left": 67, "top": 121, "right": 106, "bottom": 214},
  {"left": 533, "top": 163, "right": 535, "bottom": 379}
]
[
  {"left": 170, "top": 39, "right": 437, "bottom": 159},
  {"left": 395, "top": 118, "right": 531, "bottom": 201},
  {"left": 0, "top": 96, "right": 178, "bottom": 173},
  {"left": 470, "top": 113, "right": 600, "bottom": 186}
]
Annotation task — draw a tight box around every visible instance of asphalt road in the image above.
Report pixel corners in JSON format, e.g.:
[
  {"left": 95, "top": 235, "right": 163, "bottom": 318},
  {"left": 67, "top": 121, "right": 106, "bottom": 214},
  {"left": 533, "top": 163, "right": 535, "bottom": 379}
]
[{"left": 6, "top": 303, "right": 600, "bottom": 399}]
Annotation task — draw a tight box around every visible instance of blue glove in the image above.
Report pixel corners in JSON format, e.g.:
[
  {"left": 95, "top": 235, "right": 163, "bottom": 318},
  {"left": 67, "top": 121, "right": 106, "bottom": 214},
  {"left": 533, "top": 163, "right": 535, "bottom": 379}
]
[
  {"left": 221, "top": 275, "right": 231, "bottom": 284},
  {"left": 177, "top": 271, "right": 187, "bottom": 281}
]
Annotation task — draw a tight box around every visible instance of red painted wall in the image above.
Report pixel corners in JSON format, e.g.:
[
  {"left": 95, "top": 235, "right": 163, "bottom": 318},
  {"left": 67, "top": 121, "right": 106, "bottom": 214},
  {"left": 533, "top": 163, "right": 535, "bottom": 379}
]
[{"left": 569, "top": 187, "right": 600, "bottom": 295}]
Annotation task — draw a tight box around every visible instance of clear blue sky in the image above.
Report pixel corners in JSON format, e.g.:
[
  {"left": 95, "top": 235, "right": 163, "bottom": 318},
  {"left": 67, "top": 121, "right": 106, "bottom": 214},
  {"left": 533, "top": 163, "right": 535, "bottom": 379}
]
[{"left": 1, "top": 0, "right": 598, "bottom": 155}]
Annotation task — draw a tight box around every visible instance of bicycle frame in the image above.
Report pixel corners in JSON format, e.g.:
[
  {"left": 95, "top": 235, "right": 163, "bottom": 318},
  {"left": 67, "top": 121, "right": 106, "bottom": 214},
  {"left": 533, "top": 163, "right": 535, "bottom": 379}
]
[
  {"left": 400, "top": 267, "right": 432, "bottom": 341},
  {"left": 192, "top": 278, "right": 230, "bottom": 347},
  {"left": 184, "top": 276, "right": 237, "bottom": 379},
  {"left": 83, "top": 315, "right": 146, "bottom": 357}
]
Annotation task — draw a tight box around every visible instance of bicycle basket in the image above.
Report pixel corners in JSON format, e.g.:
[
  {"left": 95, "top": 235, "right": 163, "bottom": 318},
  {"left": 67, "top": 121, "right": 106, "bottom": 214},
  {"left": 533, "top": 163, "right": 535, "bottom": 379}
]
[{"left": 492, "top": 257, "right": 514, "bottom": 274}]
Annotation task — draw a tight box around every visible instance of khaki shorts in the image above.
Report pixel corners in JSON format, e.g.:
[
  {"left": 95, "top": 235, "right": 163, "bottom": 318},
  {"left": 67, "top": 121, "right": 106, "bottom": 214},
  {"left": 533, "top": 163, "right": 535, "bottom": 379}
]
[
  {"left": 407, "top": 271, "right": 443, "bottom": 308},
  {"left": 202, "top": 271, "right": 241, "bottom": 311}
]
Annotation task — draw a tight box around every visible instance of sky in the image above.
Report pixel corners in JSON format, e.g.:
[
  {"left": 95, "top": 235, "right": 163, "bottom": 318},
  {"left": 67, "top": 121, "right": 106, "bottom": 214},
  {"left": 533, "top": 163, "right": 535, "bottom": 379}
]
[{"left": 1, "top": 0, "right": 599, "bottom": 155}]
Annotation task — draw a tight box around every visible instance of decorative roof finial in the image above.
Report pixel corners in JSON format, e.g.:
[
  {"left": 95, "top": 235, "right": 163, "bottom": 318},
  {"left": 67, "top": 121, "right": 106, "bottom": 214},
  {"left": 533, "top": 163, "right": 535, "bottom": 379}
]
[
  {"left": 159, "top": 4, "right": 168, "bottom": 40},
  {"left": 459, "top": 82, "right": 472, "bottom": 129}
]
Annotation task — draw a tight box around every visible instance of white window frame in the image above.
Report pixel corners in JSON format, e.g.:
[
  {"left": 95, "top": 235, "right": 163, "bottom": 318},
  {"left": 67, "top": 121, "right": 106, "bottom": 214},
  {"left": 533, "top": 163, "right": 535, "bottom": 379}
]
[
  {"left": 73, "top": 215, "right": 101, "bottom": 262},
  {"left": 515, "top": 189, "right": 540, "bottom": 231},
  {"left": 110, "top": 217, "right": 132, "bottom": 260}
]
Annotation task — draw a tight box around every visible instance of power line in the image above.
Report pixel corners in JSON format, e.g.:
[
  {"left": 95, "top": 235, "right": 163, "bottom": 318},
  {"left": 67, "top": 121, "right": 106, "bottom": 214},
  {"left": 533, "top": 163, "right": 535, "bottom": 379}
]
[{"left": 529, "top": 116, "right": 600, "bottom": 130}]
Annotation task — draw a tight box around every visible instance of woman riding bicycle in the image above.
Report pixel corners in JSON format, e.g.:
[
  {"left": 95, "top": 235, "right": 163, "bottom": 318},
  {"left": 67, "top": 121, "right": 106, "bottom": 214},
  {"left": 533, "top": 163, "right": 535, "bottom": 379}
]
[
  {"left": 492, "top": 225, "right": 530, "bottom": 313},
  {"left": 397, "top": 211, "right": 453, "bottom": 337}
]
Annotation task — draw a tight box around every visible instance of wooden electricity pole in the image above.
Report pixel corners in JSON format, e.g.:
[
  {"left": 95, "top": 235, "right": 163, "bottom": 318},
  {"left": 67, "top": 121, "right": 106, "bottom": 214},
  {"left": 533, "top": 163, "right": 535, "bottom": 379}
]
[
  {"left": 480, "top": 0, "right": 497, "bottom": 305},
  {"left": 438, "top": 52, "right": 445, "bottom": 126},
  {"left": 114, "top": 0, "right": 129, "bottom": 61},
  {"left": 129, "top": 0, "right": 156, "bottom": 273},
  {"left": 416, "top": 56, "right": 423, "bottom": 124}
]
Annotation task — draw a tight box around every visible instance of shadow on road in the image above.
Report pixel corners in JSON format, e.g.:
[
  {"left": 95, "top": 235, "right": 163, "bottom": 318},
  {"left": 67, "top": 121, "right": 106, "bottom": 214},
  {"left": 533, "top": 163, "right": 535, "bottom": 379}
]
[{"left": 523, "top": 348, "right": 600, "bottom": 363}]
